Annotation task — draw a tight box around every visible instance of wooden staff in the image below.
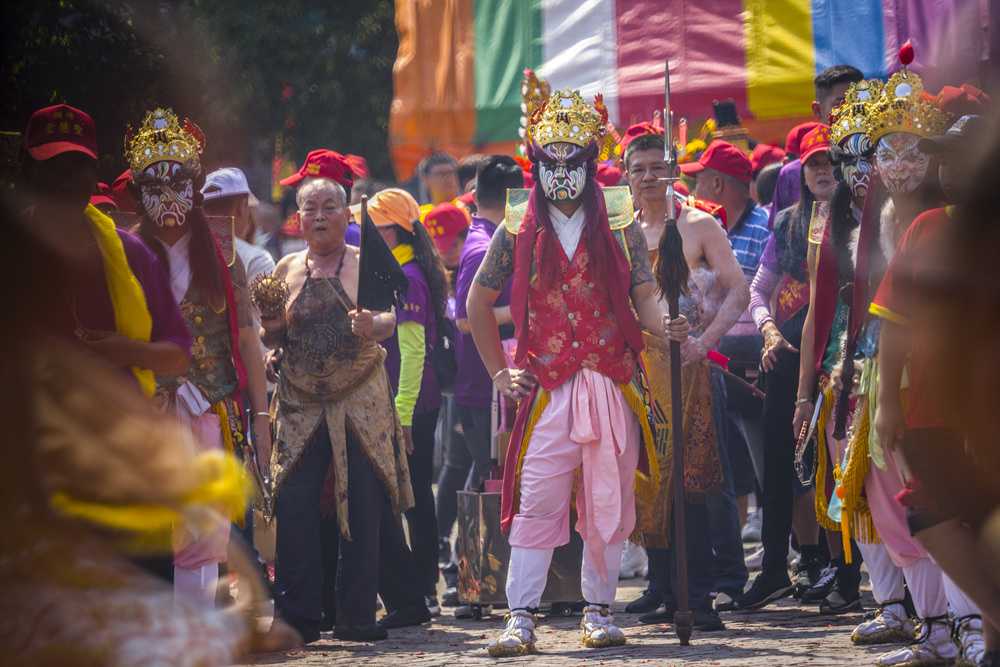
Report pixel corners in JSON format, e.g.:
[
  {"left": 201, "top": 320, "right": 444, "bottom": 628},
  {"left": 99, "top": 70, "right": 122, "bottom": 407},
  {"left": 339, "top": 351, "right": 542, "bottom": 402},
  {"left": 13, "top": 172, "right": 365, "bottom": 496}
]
[{"left": 654, "top": 58, "right": 693, "bottom": 646}]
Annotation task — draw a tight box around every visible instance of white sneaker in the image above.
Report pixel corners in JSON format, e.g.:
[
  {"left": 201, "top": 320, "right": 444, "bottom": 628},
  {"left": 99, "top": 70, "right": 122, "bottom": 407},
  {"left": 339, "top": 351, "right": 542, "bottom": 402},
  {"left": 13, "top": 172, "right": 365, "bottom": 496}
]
[
  {"left": 953, "top": 614, "right": 985, "bottom": 667},
  {"left": 742, "top": 508, "right": 762, "bottom": 542},
  {"left": 852, "top": 601, "right": 916, "bottom": 645},
  {"left": 745, "top": 544, "right": 764, "bottom": 570},
  {"left": 877, "top": 615, "right": 958, "bottom": 666},
  {"left": 619, "top": 540, "right": 648, "bottom": 579},
  {"left": 487, "top": 609, "right": 537, "bottom": 657},
  {"left": 580, "top": 604, "right": 626, "bottom": 648}
]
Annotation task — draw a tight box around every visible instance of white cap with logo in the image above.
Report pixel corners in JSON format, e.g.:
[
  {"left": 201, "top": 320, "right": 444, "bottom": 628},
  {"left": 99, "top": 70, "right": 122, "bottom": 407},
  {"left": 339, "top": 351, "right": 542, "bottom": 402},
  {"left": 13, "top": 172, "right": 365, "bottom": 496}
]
[{"left": 202, "top": 167, "right": 260, "bottom": 206}]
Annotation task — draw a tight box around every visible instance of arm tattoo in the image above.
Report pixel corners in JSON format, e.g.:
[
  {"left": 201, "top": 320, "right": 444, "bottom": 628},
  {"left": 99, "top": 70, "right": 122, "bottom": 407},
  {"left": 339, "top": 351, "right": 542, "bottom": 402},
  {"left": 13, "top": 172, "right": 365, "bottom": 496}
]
[
  {"left": 230, "top": 257, "right": 253, "bottom": 329},
  {"left": 624, "top": 220, "right": 655, "bottom": 288},
  {"left": 474, "top": 225, "right": 515, "bottom": 291}
]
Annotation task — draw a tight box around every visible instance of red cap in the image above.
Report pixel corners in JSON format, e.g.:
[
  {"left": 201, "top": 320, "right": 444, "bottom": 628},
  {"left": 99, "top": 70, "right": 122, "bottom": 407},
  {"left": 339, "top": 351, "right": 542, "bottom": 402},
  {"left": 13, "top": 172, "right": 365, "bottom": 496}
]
[
  {"left": 937, "top": 84, "right": 992, "bottom": 118},
  {"left": 799, "top": 125, "right": 831, "bottom": 163},
  {"left": 618, "top": 122, "right": 663, "bottom": 152},
  {"left": 25, "top": 104, "right": 98, "bottom": 161},
  {"left": 749, "top": 143, "right": 786, "bottom": 174},
  {"left": 89, "top": 182, "right": 117, "bottom": 210},
  {"left": 785, "top": 122, "right": 822, "bottom": 156},
  {"left": 111, "top": 169, "right": 135, "bottom": 213},
  {"left": 679, "top": 140, "right": 753, "bottom": 182},
  {"left": 279, "top": 149, "right": 355, "bottom": 188},
  {"left": 595, "top": 162, "right": 623, "bottom": 188},
  {"left": 424, "top": 202, "right": 471, "bottom": 255},
  {"left": 344, "top": 154, "right": 369, "bottom": 179}
]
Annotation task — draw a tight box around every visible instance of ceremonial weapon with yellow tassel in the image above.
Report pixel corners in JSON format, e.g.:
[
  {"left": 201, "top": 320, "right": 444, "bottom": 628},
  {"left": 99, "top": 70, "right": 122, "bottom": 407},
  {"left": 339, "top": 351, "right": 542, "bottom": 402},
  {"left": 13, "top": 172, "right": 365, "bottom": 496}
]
[{"left": 654, "top": 58, "right": 694, "bottom": 646}]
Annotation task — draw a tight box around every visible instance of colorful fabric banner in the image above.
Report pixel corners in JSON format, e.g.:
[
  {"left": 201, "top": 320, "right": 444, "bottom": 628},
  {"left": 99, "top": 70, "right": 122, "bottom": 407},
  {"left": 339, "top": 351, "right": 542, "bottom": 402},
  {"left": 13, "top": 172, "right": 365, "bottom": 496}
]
[{"left": 390, "top": 0, "right": 994, "bottom": 180}]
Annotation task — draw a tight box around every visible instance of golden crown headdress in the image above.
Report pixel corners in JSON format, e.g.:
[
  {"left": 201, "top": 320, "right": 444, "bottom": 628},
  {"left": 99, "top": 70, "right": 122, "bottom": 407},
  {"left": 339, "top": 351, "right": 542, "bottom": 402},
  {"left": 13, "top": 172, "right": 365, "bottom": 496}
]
[
  {"left": 527, "top": 89, "right": 608, "bottom": 148},
  {"left": 868, "top": 69, "right": 951, "bottom": 143},
  {"left": 125, "top": 108, "right": 205, "bottom": 175},
  {"left": 519, "top": 69, "right": 551, "bottom": 150},
  {"left": 830, "top": 79, "right": 884, "bottom": 146}
]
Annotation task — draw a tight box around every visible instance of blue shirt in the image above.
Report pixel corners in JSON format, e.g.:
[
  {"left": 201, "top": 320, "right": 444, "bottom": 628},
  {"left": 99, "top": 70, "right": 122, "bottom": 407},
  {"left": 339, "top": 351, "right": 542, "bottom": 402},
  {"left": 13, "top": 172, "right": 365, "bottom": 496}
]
[{"left": 728, "top": 201, "right": 772, "bottom": 282}]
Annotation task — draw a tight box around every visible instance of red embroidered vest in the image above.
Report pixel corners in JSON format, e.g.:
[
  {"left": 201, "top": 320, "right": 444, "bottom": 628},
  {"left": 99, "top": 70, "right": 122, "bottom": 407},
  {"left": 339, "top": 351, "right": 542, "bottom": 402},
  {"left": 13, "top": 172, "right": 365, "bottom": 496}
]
[{"left": 526, "top": 237, "right": 637, "bottom": 391}]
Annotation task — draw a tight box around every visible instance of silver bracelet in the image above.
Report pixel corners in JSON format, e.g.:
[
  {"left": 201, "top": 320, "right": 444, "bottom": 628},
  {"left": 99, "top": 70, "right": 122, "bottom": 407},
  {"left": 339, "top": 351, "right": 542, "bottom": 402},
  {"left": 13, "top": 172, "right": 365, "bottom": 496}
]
[
  {"left": 794, "top": 397, "right": 812, "bottom": 406},
  {"left": 254, "top": 411, "right": 270, "bottom": 418},
  {"left": 491, "top": 368, "right": 508, "bottom": 383}
]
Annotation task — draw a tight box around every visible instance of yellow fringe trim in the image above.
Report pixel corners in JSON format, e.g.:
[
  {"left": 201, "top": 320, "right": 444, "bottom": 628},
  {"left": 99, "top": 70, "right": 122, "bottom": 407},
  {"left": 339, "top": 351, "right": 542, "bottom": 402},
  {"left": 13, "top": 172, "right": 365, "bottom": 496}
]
[
  {"left": 211, "top": 401, "right": 249, "bottom": 528},
  {"left": 814, "top": 384, "right": 840, "bottom": 532},
  {"left": 511, "top": 389, "right": 551, "bottom": 516},
  {"left": 619, "top": 380, "right": 660, "bottom": 503}
]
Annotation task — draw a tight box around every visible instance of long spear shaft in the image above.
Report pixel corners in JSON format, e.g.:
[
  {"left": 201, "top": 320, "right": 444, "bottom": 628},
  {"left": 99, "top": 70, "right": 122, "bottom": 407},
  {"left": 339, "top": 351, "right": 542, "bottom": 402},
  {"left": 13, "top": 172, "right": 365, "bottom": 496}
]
[{"left": 662, "top": 58, "right": 693, "bottom": 646}]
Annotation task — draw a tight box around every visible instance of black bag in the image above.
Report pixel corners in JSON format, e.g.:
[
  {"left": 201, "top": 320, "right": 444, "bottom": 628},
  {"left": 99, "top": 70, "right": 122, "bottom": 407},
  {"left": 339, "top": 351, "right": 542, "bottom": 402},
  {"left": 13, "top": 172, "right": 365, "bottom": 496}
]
[{"left": 427, "top": 313, "right": 458, "bottom": 396}]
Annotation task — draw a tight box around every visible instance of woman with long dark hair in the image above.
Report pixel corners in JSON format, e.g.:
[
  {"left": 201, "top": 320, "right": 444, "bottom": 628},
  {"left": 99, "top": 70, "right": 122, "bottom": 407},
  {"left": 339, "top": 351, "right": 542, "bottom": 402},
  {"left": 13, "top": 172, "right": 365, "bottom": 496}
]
[
  {"left": 737, "top": 125, "right": 838, "bottom": 611},
  {"left": 368, "top": 188, "right": 451, "bottom": 617}
]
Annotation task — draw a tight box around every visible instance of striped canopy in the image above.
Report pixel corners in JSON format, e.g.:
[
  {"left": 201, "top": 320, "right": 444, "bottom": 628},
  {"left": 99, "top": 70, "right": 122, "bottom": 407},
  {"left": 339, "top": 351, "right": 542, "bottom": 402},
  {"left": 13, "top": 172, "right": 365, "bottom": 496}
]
[{"left": 390, "top": 0, "right": 994, "bottom": 180}]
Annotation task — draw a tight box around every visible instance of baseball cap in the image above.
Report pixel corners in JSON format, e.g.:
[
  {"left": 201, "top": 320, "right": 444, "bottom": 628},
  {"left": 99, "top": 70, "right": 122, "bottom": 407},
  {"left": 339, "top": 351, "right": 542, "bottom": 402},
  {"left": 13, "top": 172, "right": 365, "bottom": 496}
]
[
  {"left": 344, "top": 154, "right": 369, "bottom": 179},
  {"left": 798, "top": 125, "right": 831, "bottom": 163},
  {"left": 350, "top": 188, "right": 420, "bottom": 232},
  {"left": 750, "top": 143, "right": 786, "bottom": 174},
  {"left": 917, "top": 115, "right": 988, "bottom": 154},
  {"left": 618, "top": 122, "right": 663, "bottom": 153},
  {"left": 90, "top": 183, "right": 117, "bottom": 210},
  {"left": 202, "top": 167, "right": 260, "bottom": 206},
  {"left": 424, "top": 202, "right": 471, "bottom": 254},
  {"left": 785, "top": 122, "right": 822, "bottom": 156},
  {"left": 25, "top": 104, "right": 98, "bottom": 161},
  {"left": 279, "top": 149, "right": 354, "bottom": 188},
  {"left": 679, "top": 140, "right": 753, "bottom": 182}
]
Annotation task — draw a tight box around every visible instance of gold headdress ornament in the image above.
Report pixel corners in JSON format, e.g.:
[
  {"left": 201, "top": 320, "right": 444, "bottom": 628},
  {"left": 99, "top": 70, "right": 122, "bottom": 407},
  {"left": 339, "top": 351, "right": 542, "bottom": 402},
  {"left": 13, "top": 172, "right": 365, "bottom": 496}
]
[
  {"left": 519, "top": 69, "right": 551, "bottom": 152},
  {"left": 527, "top": 88, "right": 608, "bottom": 149},
  {"left": 830, "top": 79, "right": 884, "bottom": 146},
  {"left": 125, "top": 108, "right": 205, "bottom": 175},
  {"left": 868, "top": 66, "right": 951, "bottom": 144}
]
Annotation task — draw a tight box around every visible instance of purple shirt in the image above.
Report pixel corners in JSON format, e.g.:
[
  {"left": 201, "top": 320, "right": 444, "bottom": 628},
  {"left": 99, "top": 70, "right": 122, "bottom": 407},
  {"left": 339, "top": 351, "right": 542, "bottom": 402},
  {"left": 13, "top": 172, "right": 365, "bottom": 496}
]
[
  {"left": 55, "top": 228, "right": 192, "bottom": 383},
  {"left": 383, "top": 259, "right": 443, "bottom": 414},
  {"left": 454, "top": 215, "right": 513, "bottom": 409},
  {"left": 766, "top": 159, "right": 801, "bottom": 231}
]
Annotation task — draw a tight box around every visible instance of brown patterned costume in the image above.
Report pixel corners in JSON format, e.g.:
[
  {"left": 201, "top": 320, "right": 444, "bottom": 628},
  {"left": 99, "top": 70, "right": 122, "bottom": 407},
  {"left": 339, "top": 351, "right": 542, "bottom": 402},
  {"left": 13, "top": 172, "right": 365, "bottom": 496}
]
[
  {"left": 634, "top": 251, "right": 724, "bottom": 548},
  {"left": 271, "top": 271, "right": 412, "bottom": 539}
]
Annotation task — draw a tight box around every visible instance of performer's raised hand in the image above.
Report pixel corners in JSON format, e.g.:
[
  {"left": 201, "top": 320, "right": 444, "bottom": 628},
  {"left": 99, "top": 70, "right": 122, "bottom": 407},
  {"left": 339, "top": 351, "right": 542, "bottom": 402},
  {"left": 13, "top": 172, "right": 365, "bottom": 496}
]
[
  {"left": 259, "top": 309, "right": 287, "bottom": 334},
  {"left": 680, "top": 336, "right": 708, "bottom": 366},
  {"left": 662, "top": 314, "right": 690, "bottom": 343},
  {"left": 493, "top": 367, "right": 536, "bottom": 400}
]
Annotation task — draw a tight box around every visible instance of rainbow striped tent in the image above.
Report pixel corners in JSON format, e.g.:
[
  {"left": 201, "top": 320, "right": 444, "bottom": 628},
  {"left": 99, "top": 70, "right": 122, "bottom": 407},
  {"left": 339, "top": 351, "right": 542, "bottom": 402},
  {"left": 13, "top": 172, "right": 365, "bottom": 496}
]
[{"left": 389, "top": 0, "right": 995, "bottom": 179}]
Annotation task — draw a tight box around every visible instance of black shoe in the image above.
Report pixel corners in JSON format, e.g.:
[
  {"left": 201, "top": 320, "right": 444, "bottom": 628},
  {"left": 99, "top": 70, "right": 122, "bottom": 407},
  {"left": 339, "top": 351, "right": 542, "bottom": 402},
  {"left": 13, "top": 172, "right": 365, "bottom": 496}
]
[
  {"left": 793, "top": 557, "right": 825, "bottom": 598},
  {"left": 819, "top": 578, "right": 861, "bottom": 614},
  {"left": 284, "top": 616, "right": 321, "bottom": 644},
  {"left": 425, "top": 595, "right": 441, "bottom": 617},
  {"left": 801, "top": 563, "right": 839, "bottom": 602},
  {"left": 441, "top": 586, "right": 459, "bottom": 607},
  {"left": 378, "top": 603, "right": 432, "bottom": 629},
  {"left": 714, "top": 587, "right": 744, "bottom": 612},
  {"left": 639, "top": 602, "right": 678, "bottom": 624},
  {"left": 625, "top": 589, "right": 663, "bottom": 614},
  {"left": 334, "top": 623, "right": 388, "bottom": 641},
  {"left": 736, "top": 573, "right": 795, "bottom": 610},
  {"left": 980, "top": 649, "right": 1000, "bottom": 667},
  {"left": 693, "top": 607, "right": 725, "bottom": 632}
]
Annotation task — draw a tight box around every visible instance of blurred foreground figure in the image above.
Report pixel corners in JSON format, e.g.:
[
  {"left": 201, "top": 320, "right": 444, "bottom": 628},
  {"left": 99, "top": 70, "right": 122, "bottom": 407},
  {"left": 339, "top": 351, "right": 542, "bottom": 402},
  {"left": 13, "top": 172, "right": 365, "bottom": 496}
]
[{"left": 0, "top": 197, "right": 299, "bottom": 664}]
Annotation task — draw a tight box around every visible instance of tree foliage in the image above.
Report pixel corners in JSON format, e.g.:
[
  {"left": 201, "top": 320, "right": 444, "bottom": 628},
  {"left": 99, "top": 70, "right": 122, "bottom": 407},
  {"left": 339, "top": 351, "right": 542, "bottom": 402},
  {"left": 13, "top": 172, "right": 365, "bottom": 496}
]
[{"left": 2, "top": 0, "right": 399, "bottom": 181}]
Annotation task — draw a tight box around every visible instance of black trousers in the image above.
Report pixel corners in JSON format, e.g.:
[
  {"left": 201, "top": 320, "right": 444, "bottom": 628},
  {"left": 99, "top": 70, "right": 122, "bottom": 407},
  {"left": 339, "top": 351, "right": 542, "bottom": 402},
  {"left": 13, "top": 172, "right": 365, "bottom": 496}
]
[
  {"left": 275, "top": 425, "right": 383, "bottom": 625},
  {"left": 759, "top": 368, "right": 798, "bottom": 577},
  {"left": 646, "top": 499, "right": 715, "bottom": 611},
  {"left": 404, "top": 408, "right": 441, "bottom": 596}
]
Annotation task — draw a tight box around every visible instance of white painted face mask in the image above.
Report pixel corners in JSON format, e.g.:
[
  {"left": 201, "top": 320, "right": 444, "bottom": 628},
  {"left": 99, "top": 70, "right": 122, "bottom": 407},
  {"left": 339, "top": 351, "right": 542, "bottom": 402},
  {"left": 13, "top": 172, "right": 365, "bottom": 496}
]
[{"left": 140, "top": 161, "right": 194, "bottom": 228}]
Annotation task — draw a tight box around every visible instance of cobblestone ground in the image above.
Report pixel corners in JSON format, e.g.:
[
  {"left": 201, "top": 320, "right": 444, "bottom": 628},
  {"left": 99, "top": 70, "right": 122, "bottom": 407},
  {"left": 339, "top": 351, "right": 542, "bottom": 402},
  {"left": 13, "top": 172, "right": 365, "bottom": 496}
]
[{"left": 239, "top": 571, "right": 894, "bottom": 666}]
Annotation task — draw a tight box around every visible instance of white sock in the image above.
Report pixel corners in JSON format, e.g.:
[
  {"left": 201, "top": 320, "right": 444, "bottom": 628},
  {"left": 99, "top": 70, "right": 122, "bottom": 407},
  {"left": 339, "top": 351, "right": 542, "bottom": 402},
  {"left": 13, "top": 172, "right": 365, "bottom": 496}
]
[
  {"left": 858, "top": 541, "right": 905, "bottom": 603},
  {"left": 506, "top": 546, "right": 554, "bottom": 610},
  {"left": 943, "top": 573, "right": 981, "bottom": 618},
  {"left": 174, "top": 563, "right": 219, "bottom": 612},
  {"left": 581, "top": 542, "right": 622, "bottom": 606},
  {"left": 902, "top": 558, "right": 947, "bottom": 618}
]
